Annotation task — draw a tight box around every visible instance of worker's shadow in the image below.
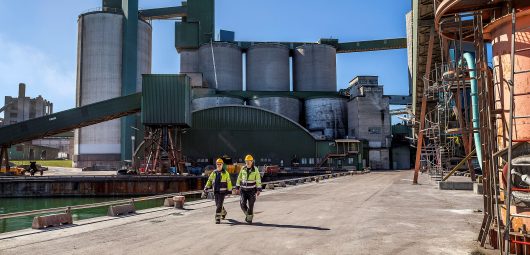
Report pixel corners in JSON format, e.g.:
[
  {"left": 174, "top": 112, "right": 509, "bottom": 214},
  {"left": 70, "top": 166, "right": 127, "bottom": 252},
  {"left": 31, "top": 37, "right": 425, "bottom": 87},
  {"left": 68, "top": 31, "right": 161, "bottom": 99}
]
[{"left": 225, "top": 219, "right": 330, "bottom": 231}]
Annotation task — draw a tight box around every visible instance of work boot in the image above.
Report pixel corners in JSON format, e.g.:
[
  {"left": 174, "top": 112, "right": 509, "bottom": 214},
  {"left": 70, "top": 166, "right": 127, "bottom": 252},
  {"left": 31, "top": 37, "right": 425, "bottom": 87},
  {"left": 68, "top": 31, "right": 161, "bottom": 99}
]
[
  {"left": 245, "top": 214, "right": 253, "bottom": 224},
  {"left": 221, "top": 208, "right": 227, "bottom": 220},
  {"left": 215, "top": 214, "right": 221, "bottom": 224}
]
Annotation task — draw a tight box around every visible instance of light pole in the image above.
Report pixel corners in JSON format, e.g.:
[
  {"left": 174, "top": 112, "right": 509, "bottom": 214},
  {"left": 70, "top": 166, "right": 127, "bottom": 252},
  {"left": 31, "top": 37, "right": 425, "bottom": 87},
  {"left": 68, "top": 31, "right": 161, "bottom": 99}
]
[
  {"left": 131, "top": 136, "right": 135, "bottom": 167},
  {"left": 130, "top": 126, "right": 140, "bottom": 168}
]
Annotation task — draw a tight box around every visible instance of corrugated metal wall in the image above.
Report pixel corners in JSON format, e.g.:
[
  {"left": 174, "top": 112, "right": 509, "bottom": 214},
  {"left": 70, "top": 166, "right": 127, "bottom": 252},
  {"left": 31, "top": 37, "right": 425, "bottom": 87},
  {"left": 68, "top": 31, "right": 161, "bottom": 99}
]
[
  {"left": 182, "top": 106, "right": 317, "bottom": 166},
  {"left": 141, "top": 74, "right": 191, "bottom": 127}
]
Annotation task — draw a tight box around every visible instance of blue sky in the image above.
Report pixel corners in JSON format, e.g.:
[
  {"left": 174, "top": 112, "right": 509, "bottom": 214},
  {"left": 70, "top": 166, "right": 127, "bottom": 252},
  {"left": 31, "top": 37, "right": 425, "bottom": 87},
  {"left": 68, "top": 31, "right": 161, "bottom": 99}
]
[{"left": 0, "top": 0, "right": 411, "bottom": 117}]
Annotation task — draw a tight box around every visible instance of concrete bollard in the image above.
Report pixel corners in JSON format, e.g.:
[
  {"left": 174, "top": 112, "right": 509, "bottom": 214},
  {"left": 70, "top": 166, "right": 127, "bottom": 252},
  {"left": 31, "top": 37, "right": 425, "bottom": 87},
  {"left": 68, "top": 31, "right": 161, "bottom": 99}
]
[
  {"left": 279, "top": 182, "right": 287, "bottom": 187},
  {"left": 173, "top": 196, "right": 185, "bottom": 209},
  {"left": 108, "top": 204, "right": 136, "bottom": 216},
  {"left": 307, "top": 178, "right": 312, "bottom": 182},
  {"left": 266, "top": 183, "right": 275, "bottom": 190},
  {"left": 32, "top": 212, "right": 73, "bottom": 229},
  {"left": 298, "top": 179, "right": 305, "bottom": 184}
]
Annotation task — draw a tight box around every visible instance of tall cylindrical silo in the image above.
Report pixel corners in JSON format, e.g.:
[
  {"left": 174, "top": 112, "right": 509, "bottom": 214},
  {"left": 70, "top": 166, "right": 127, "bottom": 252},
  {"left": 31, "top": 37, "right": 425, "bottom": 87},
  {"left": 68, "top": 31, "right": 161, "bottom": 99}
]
[
  {"left": 486, "top": 9, "right": 530, "bottom": 148},
  {"left": 248, "top": 97, "right": 301, "bottom": 123},
  {"left": 246, "top": 43, "right": 290, "bottom": 91},
  {"left": 180, "top": 49, "right": 203, "bottom": 87},
  {"left": 192, "top": 96, "right": 245, "bottom": 111},
  {"left": 199, "top": 42, "right": 242, "bottom": 91},
  {"left": 293, "top": 44, "right": 337, "bottom": 91},
  {"left": 304, "top": 97, "right": 347, "bottom": 139},
  {"left": 74, "top": 11, "right": 152, "bottom": 169},
  {"left": 137, "top": 20, "right": 152, "bottom": 91},
  {"left": 180, "top": 50, "right": 199, "bottom": 73}
]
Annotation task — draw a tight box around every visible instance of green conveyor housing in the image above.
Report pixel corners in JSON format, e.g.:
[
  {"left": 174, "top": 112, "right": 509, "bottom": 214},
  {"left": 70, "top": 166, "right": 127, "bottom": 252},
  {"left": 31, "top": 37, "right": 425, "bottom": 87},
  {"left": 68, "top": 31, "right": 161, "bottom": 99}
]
[{"left": 0, "top": 93, "right": 142, "bottom": 147}]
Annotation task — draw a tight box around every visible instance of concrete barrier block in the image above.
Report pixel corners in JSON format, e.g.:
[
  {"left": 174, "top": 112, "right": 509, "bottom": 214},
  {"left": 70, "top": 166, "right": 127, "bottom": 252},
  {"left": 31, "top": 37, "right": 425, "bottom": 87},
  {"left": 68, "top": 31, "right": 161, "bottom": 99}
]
[
  {"left": 173, "top": 196, "right": 185, "bottom": 209},
  {"left": 32, "top": 212, "right": 73, "bottom": 229},
  {"left": 108, "top": 203, "right": 136, "bottom": 216},
  {"left": 306, "top": 178, "right": 312, "bottom": 182},
  {"left": 438, "top": 181, "right": 473, "bottom": 190},
  {"left": 266, "top": 183, "right": 275, "bottom": 190},
  {"left": 164, "top": 198, "right": 175, "bottom": 207},
  {"left": 278, "top": 182, "right": 286, "bottom": 187}
]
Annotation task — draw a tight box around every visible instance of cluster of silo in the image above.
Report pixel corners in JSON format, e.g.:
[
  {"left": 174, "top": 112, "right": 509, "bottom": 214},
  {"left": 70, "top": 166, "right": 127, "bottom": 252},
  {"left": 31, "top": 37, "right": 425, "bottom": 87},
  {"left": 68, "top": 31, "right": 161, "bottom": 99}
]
[
  {"left": 186, "top": 41, "right": 346, "bottom": 140},
  {"left": 245, "top": 43, "right": 304, "bottom": 122},
  {"left": 74, "top": 11, "right": 152, "bottom": 168}
]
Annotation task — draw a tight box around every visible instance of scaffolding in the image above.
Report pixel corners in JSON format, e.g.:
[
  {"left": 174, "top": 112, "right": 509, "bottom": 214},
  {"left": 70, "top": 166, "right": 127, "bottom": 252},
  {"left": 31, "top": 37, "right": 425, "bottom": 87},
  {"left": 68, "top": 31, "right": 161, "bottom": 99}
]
[{"left": 429, "top": 0, "right": 530, "bottom": 253}]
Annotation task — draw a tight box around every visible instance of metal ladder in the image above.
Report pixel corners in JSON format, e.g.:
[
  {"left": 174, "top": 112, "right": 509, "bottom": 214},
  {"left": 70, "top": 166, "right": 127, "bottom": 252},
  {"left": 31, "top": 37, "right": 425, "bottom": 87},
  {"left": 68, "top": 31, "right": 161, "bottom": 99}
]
[
  {"left": 472, "top": 11, "right": 501, "bottom": 249},
  {"left": 503, "top": 9, "right": 530, "bottom": 255}
]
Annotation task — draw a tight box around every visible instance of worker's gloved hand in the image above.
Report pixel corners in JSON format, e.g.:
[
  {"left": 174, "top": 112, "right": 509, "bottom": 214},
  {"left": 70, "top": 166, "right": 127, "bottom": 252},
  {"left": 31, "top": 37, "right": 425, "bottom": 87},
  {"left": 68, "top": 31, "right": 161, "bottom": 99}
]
[
  {"left": 201, "top": 189, "right": 208, "bottom": 199},
  {"left": 256, "top": 191, "right": 260, "bottom": 197}
]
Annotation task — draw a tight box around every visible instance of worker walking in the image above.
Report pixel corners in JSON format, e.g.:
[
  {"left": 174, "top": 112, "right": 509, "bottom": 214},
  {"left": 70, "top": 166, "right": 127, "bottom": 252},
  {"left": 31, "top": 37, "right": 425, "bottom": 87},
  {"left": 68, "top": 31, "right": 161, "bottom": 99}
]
[
  {"left": 236, "top": 154, "right": 262, "bottom": 224},
  {"left": 204, "top": 158, "right": 233, "bottom": 224}
]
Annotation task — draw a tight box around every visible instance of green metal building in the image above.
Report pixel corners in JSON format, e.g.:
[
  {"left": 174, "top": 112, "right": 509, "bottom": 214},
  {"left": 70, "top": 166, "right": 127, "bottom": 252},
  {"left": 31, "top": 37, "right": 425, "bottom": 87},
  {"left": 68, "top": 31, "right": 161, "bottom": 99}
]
[{"left": 182, "top": 105, "right": 364, "bottom": 169}]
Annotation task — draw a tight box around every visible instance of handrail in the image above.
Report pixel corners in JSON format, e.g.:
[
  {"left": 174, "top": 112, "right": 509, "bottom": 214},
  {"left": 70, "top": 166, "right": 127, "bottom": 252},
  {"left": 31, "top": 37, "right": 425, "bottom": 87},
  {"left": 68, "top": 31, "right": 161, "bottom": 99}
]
[{"left": 0, "top": 173, "right": 356, "bottom": 220}]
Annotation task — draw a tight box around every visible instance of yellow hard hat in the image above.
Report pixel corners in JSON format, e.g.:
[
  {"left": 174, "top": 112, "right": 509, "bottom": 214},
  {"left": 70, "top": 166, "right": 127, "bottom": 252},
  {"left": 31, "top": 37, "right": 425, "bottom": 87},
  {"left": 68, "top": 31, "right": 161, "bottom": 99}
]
[
  {"left": 244, "top": 154, "right": 254, "bottom": 161},
  {"left": 216, "top": 158, "right": 224, "bottom": 164}
]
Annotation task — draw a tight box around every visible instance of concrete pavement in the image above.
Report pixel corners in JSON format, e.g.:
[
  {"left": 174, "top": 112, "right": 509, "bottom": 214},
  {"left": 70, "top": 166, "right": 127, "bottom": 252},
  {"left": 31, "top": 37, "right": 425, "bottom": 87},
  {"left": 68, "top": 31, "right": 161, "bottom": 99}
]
[{"left": 0, "top": 170, "right": 486, "bottom": 255}]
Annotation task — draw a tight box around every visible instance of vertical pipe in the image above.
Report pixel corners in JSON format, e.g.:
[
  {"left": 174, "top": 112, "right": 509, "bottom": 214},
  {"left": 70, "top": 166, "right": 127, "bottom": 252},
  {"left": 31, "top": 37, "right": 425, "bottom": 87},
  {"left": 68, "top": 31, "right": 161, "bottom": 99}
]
[
  {"left": 121, "top": 0, "right": 139, "bottom": 162},
  {"left": 463, "top": 52, "right": 483, "bottom": 169}
]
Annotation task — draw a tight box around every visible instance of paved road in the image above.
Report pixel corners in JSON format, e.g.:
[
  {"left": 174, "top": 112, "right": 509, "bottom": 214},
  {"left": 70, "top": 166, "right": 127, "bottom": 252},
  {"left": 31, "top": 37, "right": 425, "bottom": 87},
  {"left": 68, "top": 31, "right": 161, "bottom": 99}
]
[{"left": 0, "top": 171, "right": 485, "bottom": 255}]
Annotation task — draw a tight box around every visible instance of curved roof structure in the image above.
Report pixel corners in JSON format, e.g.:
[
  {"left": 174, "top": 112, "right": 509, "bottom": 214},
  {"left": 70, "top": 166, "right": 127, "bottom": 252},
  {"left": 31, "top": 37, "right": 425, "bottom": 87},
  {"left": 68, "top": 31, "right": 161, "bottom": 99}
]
[{"left": 182, "top": 105, "right": 328, "bottom": 163}]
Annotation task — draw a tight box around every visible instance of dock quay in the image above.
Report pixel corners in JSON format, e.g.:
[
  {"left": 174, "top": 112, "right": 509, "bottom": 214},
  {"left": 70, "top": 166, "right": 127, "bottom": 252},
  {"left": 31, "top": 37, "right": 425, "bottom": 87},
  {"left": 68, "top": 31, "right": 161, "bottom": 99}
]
[{"left": 0, "top": 171, "right": 486, "bottom": 255}]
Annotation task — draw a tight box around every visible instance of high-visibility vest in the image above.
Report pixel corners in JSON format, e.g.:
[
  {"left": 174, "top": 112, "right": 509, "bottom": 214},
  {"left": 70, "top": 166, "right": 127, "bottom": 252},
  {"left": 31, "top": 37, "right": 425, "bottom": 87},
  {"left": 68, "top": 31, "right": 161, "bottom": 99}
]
[
  {"left": 205, "top": 170, "right": 233, "bottom": 192},
  {"left": 236, "top": 166, "right": 262, "bottom": 190}
]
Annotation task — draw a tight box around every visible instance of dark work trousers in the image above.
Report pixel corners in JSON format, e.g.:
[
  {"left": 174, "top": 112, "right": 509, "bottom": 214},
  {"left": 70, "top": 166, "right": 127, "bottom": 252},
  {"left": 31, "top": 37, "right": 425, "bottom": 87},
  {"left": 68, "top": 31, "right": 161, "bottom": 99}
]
[
  {"left": 240, "top": 189, "right": 256, "bottom": 215},
  {"left": 214, "top": 192, "right": 226, "bottom": 215}
]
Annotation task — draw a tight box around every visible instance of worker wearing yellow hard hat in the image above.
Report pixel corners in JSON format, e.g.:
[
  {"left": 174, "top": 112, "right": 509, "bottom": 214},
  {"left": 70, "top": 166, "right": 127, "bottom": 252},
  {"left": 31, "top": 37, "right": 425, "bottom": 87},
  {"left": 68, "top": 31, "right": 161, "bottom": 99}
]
[
  {"left": 204, "top": 158, "right": 233, "bottom": 224},
  {"left": 236, "top": 154, "right": 262, "bottom": 224}
]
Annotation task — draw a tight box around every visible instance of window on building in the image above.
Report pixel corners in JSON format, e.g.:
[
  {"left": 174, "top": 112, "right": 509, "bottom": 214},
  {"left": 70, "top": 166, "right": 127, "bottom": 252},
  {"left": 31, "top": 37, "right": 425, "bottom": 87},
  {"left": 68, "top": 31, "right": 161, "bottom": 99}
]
[
  {"left": 301, "top": 158, "right": 307, "bottom": 165},
  {"left": 349, "top": 143, "right": 358, "bottom": 152},
  {"left": 348, "top": 158, "right": 354, "bottom": 165},
  {"left": 308, "top": 158, "right": 315, "bottom": 165}
]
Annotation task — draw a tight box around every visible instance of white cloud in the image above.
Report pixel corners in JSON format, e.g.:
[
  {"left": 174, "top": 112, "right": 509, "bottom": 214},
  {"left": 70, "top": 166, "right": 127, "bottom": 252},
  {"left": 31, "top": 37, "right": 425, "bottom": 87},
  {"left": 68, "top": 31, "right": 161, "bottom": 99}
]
[{"left": 0, "top": 34, "right": 76, "bottom": 117}]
